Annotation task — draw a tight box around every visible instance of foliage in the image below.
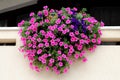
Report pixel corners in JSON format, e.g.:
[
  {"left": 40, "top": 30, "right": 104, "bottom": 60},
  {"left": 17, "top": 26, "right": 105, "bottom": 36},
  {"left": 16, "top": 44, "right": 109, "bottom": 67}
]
[{"left": 18, "top": 6, "right": 104, "bottom": 74}]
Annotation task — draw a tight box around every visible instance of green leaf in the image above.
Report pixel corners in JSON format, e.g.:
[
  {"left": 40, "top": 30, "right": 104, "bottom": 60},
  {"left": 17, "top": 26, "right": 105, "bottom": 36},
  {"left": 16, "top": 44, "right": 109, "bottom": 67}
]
[
  {"left": 92, "top": 26, "right": 98, "bottom": 34},
  {"left": 34, "top": 55, "right": 39, "bottom": 60},
  {"left": 24, "top": 21, "right": 30, "bottom": 27},
  {"left": 64, "top": 49, "right": 68, "bottom": 54},
  {"left": 50, "top": 18, "right": 56, "bottom": 25},
  {"left": 33, "top": 60, "right": 44, "bottom": 68},
  {"left": 76, "top": 13, "right": 83, "bottom": 19},
  {"left": 61, "top": 7, "right": 66, "bottom": 12},
  {"left": 82, "top": 8, "right": 87, "bottom": 12}
]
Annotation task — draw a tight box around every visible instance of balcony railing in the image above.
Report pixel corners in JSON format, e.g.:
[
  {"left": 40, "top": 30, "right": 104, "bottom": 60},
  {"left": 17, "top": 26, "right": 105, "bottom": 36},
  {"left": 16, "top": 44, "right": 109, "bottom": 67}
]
[{"left": 0, "top": 27, "right": 120, "bottom": 80}]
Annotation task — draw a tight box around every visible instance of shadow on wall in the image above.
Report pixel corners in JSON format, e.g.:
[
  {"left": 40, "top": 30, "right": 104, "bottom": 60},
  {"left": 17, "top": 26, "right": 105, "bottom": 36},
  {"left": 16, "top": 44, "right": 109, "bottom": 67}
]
[{"left": 0, "top": 0, "right": 120, "bottom": 26}]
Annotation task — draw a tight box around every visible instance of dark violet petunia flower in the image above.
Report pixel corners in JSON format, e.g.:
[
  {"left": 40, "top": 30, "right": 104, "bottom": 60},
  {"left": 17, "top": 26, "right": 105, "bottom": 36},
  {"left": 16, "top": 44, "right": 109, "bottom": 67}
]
[
  {"left": 71, "top": 10, "right": 76, "bottom": 15},
  {"left": 71, "top": 17, "right": 80, "bottom": 31},
  {"left": 38, "top": 14, "right": 43, "bottom": 18},
  {"left": 80, "top": 19, "right": 87, "bottom": 33},
  {"left": 58, "top": 14, "right": 61, "bottom": 18},
  {"left": 71, "top": 17, "right": 87, "bottom": 34},
  {"left": 74, "top": 25, "right": 78, "bottom": 30}
]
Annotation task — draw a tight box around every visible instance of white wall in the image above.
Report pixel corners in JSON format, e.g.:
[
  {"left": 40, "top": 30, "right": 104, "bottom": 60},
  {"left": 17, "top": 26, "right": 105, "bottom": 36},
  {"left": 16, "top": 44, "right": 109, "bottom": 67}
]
[{"left": 0, "top": 27, "right": 120, "bottom": 80}]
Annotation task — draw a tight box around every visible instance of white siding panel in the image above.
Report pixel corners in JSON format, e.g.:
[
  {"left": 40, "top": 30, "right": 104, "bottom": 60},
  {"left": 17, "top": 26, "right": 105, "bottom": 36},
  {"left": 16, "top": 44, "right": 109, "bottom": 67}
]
[{"left": 0, "top": 27, "right": 120, "bottom": 80}]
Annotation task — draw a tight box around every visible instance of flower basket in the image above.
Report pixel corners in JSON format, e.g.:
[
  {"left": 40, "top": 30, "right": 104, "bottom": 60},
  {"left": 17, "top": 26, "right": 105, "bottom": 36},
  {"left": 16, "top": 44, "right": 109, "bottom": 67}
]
[{"left": 18, "top": 6, "right": 104, "bottom": 74}]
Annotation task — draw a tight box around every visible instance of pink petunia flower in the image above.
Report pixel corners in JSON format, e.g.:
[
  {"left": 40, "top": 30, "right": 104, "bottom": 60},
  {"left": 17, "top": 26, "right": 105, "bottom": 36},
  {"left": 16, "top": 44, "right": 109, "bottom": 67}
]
[
  {"left": 79, "top": 50, "right": 86, "bottom": 58},
  {"left": 37, "top": 38, "right": 41, "bottom": 42},
  {"left": 56, "top": 38, "right": 60, "bottom": 42},
  {"left": 48, "top": 63, "right": 53, "bottom": 67},
  {"left": 18, "top": 20, "right": 25, "bottom": 27},
  {"left": 45, "top": 42, "right": 49, "bottom": 47},
  {"left": 75, "top": 31, "right": 79, "bottom": 35},
  {"left": 87, "top": 26, "right": 92, "bottom": 31},
  {"left": 50, "top": 9, "right": 54, "bottom": 13},
  {"left": 45, "top": 34, "right": 49, "bottom": 38},
  {"left": 40, "top": 30, "right": 46, "bottom": 35},
  {"left": 56, "top": 18, "right": 61, "bottom": 24},
  {"left": 93, "top": 34, "right": 97, "bottom": 38},
  {"left": 29, "top": 12, "right": 35, "bottom": 17},
  {"left": 91, "top": 39, "right": 96, "bottom": 43},
  {"left": 43, "top": 39, "right": 48, "bottom": 43},
  {"left": 82, "top": 57, "right": 87, "bottom": 62},
  {"left": 57, "top": 50, "right": 62, "bottom": 54},
  {"left": 38, "top": 56, "right": 42, "bottom": 61},
  {"left": 42, "top": 54, "right": 48, "bottom": 58},
  {"left": 58, "top": 10, "right": 62, "bottom": 14},
  {"left": 68, "top": 60, "right": 73, "bottom": 65},
  {"left": 29, "top": 17, "right": 36, "bottom": 24},
  {"left": 66, "top": 19, "right": 71, "bottom": 24},
  {"left": 69, "top": 48, "right": 74, "bottom": 53},
  {"left": 38, "top": 11, "right": 42, "bottom": 16},
  {"left": 69, "top": 32, "right": 75, "bottom": 37},
  {"left": 77, "top": 45, "right": 83, "bottom": 51},
  {"left": 34, "top": 66, "right": 41, "bottom": 72},
  {"left": 69, "top": 45, "right": 73, "bottom": 48},
  {"left": 58, "top": 62, "right": 63, "bottom": 67},
  {"left": 79, "top": 39, "right": 84, "bottom": 44},
  {"left": 28, "top": 43, "right": 32, "bottom": 47},
  {"left": 45, "top": 19, "right": 50, "bottom": 23},
  {"left": 43, "top": 10, "right": 48, "bottom": 16},
  {"left": 70, "top": 25, "right": 74, "bottom": 29},
  {"left": 98, "top": 29, "right": 102, "bottom": 35},
  {"left": 33, "top": 33, "right": 38, "bottom": 38},
  {"left": 58, "top": 27, "right": 63, "bottom": 31},
  {"left": 93, "top": 45, "right": 97, "bottom": 49},
  {"left": 65, "top": 7, "right": 70, "bottom": 11},
  {"left": 57, "top": 56, "right": 62, "bottom": 61},
  {"left": 88, "top": 47, "right": 94, "bottom": 52},
  {"left": 97, "top": 38, "right": 101, "bottom": 44},
  {"left": 67, "top": 52, "right": 72, "bottom": 56},
  {"left": 62, "top": 54, "right": 67, "bottom": 58},
  {"left": 73, "top": 7, "right": 78, "bottom": 11},
  {"left": 18, "top": 28, "right": 22, "bottom": 35},
  {"left": 40, "top": 21, "right": 44, "bottom": 26},
  {"left": 54, "top": 42, "right": 58, "bottom": 46},
  {"left": 82, "top": 13, "right": 87, "bottom": 16},
  {"left": 25, "top": 31, "right": 30, "bottom": 35},
  {"left": 74, "top": 53, "right": 79, "bottom": 59},
  {"left": 71, "top": 37, "right": 78, "bottom": 42},
  {"left": 100, "top": 21, "right": 104, "bottom": 27},
  {"left": 61, "top": 24, "right": 66, "bottom": 28},
  {"left": 61, "top": 15, "right": 66, "bottom": 20},
  {"left": 43, "top": 5, "right": 48, "bottom": 9},
  {"left": 63, "top": 68, "right": 68, "bottom": 73},
  {"left": 53, "top": 66, "right": 57, "bottom": 71},
  {"left": 46, "top": 66, "right": 49, "bottom": 72},
  {"left": 38, "top": 43, "right": 44, "bottom": 48},
  {"left": 79, "top": 53, "right": 83, "bottom": 58},
  {"left": 51, "top": 42, "right": 55, "bottom": 46},
  {"left": 56, "top": 70, "right": 60, "bottom": 75},
  {"left": 65, "top": 28, "right": 70, "bottom": 32},
  {"left": 59, "top": 42, "right": 64, "bottom": 46},
  {"left": 41, "top": 59, "right": 46, "bottom": 64},
  {"left": 62, "top": 30, "right": 67, "bottom": 34},
  {"left": 48, "top": 54, "right": 51, "bottom": 57},
  {"left": 80, "top": 33, "right": 86, "bottom": 38},
  {"left": 68, "top": 11, "right": 73, "bottom": 15},
  {"left": 64, "top": 44, "right": 68, "bottom": 49},
  {"left": 32, "top": 45, "right": 36, "bottom": 48},
  {"left": 49, "top": 58, "right": 55, "bottom": 63},
  {"left": 37, "top": 49, "right": 42, "bottom": 54}
]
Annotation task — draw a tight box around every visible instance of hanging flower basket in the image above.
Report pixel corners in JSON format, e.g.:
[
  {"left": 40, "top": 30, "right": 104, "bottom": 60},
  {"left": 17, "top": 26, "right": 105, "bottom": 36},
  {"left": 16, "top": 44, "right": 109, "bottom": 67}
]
[{"left": 18, "top": 6, "right": 104, "bottom": 74}]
